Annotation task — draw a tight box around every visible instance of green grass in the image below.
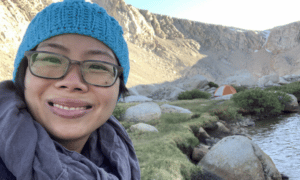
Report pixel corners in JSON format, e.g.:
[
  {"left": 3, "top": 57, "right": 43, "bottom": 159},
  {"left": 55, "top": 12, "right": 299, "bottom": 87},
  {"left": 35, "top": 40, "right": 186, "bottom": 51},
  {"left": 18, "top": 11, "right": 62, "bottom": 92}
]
[{"left": 114, "top": 99, "right": 225, "bottom": 179}]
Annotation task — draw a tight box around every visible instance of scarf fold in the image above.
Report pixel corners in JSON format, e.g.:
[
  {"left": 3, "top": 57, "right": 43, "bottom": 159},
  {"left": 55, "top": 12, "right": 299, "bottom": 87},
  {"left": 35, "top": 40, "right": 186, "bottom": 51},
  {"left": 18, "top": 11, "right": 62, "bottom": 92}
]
[{"left": 0, "top": 81, "right": 140, "bottom": 180}]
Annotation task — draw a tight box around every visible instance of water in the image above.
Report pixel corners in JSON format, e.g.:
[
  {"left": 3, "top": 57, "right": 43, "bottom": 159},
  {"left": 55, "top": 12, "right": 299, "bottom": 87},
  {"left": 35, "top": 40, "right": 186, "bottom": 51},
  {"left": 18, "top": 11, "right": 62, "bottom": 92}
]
[{"left": 247, "top": 113, "right": 300, "bottom": 180}]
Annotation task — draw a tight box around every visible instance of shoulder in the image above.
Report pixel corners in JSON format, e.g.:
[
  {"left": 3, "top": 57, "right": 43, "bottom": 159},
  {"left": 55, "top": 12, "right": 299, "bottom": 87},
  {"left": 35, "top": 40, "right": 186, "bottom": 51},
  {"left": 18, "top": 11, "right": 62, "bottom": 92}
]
[{"left": 0, "top": 158, "right": 16, "bottom": 180}]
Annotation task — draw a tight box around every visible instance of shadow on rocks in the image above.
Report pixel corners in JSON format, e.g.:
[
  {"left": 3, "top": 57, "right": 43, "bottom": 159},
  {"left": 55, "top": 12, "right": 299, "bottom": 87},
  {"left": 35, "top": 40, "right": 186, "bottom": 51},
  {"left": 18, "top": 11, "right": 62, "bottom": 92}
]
[{"left": 190, "top": 169, "right": 224, "bottom": 180}]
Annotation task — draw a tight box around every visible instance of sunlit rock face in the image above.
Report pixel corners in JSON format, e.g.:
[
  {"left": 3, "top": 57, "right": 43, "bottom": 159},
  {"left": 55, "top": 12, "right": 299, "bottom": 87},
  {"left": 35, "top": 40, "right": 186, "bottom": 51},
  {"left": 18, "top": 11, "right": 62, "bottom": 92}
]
[{"left": 1, "top": 0, "right": 300, "bottom": 87}]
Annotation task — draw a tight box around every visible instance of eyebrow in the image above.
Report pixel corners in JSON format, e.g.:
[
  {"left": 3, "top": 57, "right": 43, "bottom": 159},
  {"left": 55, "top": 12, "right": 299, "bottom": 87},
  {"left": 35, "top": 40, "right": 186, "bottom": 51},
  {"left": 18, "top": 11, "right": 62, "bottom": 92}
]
[
  {"left": 85, "top": 50, "right": 116, "bottom": 61},
  {"left": 38, "top": 43, "right": 116, "bottom": 61},
  {"left": 38, "top": 43, "right": 70, "bottom": 52}
]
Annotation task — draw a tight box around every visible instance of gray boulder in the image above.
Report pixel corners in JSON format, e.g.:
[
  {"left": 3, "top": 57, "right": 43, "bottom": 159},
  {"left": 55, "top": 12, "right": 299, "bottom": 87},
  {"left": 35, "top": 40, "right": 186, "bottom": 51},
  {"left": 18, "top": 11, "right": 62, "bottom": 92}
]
[
  {"left": 198, "top": 136, "right": 282, "bottom": 180},
  {"left": 121, "top": 95, "right": 153, "bottom": 103},
  {"left": 160, "top": 104, "right": 192, "bottom": 114},
  {"left": 133, "top": 84, "right": 159, "bottom": 97},
  {"left": 216, "top": 122, "right": 230, "bottom": 133},
  {"left": 130, "top": 123, "right": 159, "bottom": 133},
  {"left": 282, "top": 74, "right": 300, "bottom": 82},
  {"left": 217, "top": 70, "right": 258, "bottom": 87},
  {"left": 150, "top": 86, "right": 185, "bottom": 100},
  {"left": 267, "top": 91, "right": 299, "bottom": 112},
  {"left": 212, "top": 94, "right": 234, "bottom": 100},
  {"left": 122, "top": 102, "right": 161, "bottom": 122},
  {"left": 128, "top": 87, "right": 140, "bottom": 96},
  {"left": 192, "top": 144, "right": 210, "bottom": 162},
  {"left": 256, "top": 73, "right": 279, "bottom": 87},
  {"left": 176, "top": 74, "right": 209, "bottom": 91},
  {"left": 264, "top": 81, "right": 281, "bottom": 87},
  {"left": 278, "top": 77, "right": 290, "bottom": 85}
]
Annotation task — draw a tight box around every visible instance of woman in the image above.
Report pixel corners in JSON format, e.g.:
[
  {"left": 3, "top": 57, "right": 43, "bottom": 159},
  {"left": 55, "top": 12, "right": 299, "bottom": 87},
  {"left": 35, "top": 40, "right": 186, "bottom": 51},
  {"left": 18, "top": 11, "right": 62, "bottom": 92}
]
[{"left": 0, "top": 0, "right": 140, "bottom": 179}]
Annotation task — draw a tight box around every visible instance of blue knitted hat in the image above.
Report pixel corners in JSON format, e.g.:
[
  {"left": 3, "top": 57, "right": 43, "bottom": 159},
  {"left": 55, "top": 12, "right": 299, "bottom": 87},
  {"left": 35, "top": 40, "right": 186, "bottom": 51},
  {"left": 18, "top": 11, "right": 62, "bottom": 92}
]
[{"left": 13, "top": 0, "right": 129, "bottom": 85}]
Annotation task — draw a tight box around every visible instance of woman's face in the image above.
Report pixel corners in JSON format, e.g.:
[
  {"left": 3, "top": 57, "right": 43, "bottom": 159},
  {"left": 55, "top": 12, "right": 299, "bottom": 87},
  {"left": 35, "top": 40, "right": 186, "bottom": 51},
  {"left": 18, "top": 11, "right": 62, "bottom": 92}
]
[{"left": 24, "top": 34, "right": 120, "bottom": 144}]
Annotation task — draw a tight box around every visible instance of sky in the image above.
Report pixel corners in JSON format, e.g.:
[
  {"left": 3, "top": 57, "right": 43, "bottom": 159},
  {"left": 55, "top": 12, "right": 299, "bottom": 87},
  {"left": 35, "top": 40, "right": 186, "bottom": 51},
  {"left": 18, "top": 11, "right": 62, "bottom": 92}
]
[{"left": 124, "top": 0, "right": 300, "bottom": 31}]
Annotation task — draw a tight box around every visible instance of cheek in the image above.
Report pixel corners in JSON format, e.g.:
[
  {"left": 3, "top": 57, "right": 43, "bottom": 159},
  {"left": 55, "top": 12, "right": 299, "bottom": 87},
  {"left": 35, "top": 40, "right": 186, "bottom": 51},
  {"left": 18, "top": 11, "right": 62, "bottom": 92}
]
[{"left": 95, "top": 80, "right": 120, "bottom": 106}]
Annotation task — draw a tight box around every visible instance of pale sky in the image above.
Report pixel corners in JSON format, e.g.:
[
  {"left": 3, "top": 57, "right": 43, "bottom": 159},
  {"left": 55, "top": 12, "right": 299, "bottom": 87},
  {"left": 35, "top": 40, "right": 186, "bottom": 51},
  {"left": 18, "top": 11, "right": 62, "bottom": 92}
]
[{"left": 124, "top": 0, "right": 300, "bottom": 31}]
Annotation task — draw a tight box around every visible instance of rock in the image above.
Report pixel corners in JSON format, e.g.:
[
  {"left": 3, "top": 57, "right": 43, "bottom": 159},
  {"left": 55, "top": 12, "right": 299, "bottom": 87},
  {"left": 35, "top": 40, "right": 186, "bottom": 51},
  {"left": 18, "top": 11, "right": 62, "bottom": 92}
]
[
  {"left": 198, "top": 136, "right": 282, "bottom": 180},
  {"left": 264, "top": 81, "right": 281, "bottom": 87},
  {"left": 282, "top": 74, "right": 300, "bottom": 82},
  {"left": 122, "top": 102, "right": 161, "bottom": 122},
  {"left": 121, "top": 95, "right": 153, "bottom": 103},
  {"left": 256, "top": 73, "right": 279, "bottom": 87},
  {"left": 150, "top": 86, "right": 185, "bottom": 101},
  {"left": 133, "top": 84, "right": 159, "bottom": 97},
  {"left": 200, "top": 85, "right": 210, "bottom": 91},
  {"left": 278, "top": 77, "right": 290, "bottom": 85},
  {"left": 190, "top": 169, "right": 224, "bottom": 180},
  {"left": 281, "top": 93, "right": 299, "bottom": 112},
  {"left": 281, "top": 173, "right": 289, "bottom": 180},
  {"left": 205, "top": 137, "right": 220, "bottom": 147},
  {"left": 216, "top": 122, "right": 230, "bottom": 133},
  {"left": 192, "top": 144, "right": 209, "bottom": 162},
  {"left": 198, "top": 127, "right": 210, "bottom": 139},
  {"left": 238, "top": 116, "right": 255, "bottom": 127},
  {"left": 130, "top": 123, "right": 159, "bottom": 132},
  {"left": 212, "top": 94, "right": 233, "bottom": 100},
  {"left": 128, "top": 87, "right": 140, "bottom": 96},
  {"left": 268, "top": 91, "right": 299, "bottom": 112},
  {"left": 176, "top": 75, "right": 209, "bottom": 91},
  {"left": 160, "top": 104, "right": 192, "bottom": 114},
  {"left": 217, "top": 70, "right": 258, "bottom": 87}
]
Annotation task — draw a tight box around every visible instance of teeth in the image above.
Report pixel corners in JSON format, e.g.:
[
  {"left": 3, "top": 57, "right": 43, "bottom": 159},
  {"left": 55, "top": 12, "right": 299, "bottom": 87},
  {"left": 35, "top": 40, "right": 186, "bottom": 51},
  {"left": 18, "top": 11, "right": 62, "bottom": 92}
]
[{"left": 53, "top": 103, "right": 87, "bottom": 110}]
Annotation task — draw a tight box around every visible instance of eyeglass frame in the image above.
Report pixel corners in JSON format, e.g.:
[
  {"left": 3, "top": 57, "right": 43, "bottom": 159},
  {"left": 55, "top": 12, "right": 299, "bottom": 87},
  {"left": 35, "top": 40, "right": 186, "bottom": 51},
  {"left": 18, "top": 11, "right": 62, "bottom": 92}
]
[{"left": 24, "top": 50, "right": 124, "bottom": 87}]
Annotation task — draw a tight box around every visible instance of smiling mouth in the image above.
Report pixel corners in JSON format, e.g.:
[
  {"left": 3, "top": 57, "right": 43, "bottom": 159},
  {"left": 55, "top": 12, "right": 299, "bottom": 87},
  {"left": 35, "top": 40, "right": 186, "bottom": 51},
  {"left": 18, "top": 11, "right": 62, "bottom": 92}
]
[{"left": 48, "top": 102, "right": 93, "bottom": 110}]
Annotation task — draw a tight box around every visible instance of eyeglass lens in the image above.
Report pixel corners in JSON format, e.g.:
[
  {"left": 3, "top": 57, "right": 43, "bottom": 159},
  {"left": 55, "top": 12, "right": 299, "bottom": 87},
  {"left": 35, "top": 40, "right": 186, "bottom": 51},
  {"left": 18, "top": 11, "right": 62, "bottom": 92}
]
[{"left": 29, "top": 52, "right": 118, "bottom": 86}]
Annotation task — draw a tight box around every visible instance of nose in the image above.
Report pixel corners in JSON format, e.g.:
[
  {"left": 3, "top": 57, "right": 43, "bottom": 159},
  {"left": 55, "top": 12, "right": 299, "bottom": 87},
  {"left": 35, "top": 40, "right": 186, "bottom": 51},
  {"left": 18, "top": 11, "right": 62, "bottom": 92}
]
[{"left": 54, "top": 65, "right": 89, "bottom": 93}]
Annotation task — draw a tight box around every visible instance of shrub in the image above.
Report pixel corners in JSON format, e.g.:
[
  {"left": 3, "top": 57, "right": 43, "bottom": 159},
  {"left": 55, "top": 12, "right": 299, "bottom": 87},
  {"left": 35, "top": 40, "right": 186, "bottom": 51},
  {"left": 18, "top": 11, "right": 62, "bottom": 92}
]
[
  {"left": 208, "top": 105, "right": 243, "bottom": 122},
  {"left": 264, "top": 81, "right": 300, "bottom": 100},
  {"left": 230, "top": 84, "right": 248, "bottom": 93},
  {"left": 231, "top": 87, "right": 292, "bottom": 117},
  {"left": 208, "top": 82, "right": 219, "bottom": 88},
  {"left": 178, "top": 89, "right": 211, "bottom": 100},
  {"left": 112, "top": 105, "right": 127, "bottom": 120}
]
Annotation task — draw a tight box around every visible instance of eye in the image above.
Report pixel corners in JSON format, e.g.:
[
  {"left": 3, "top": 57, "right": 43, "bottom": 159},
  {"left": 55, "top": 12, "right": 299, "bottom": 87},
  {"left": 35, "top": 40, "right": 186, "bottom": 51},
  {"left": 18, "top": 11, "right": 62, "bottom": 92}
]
[
  {"left": 89, "top": 64, "right": 108, "bottom": 70},
  {"left": 42, "top": 57, "right": 62, "bottom": 64}
]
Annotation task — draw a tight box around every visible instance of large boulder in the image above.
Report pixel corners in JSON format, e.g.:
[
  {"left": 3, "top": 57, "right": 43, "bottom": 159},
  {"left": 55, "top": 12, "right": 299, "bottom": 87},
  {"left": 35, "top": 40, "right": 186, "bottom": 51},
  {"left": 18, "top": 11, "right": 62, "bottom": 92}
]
[
  {"left": 130, "top": 123, "right": 159, "bottom": 133},
  {"left": 278, "top": 77, "right": 290, "bottom": 85},
  {"left": 217, "top": 70, "right": 258, "bottom": 87},
  {"left": 176, "top": 75, "right": 209, "bottom": 91},
  {"left": 192, "top": 144, "right": 210, "bottom": 162},
  {"left": 149, "top": 86, "right": 185, "bottom": 100},
  {"left": 133, "top": 84, "right": 160, "bottom": 97},
  {"left": 268, "top": 91, "right": 299, "bottom": 112},
  {"left": 120, "top": 95, "right": 153, "bottom": 103},
  {"left": 198, "top": 136, "right": 282, "bottom": 180},
  {"left": 280, "top": 93, "right": 299, "bottom": 112},
  {"left": 160, "top": 104, "right": 192, "bottom": 114},
  {"left": 121, "top": 102, "right": 161, "bottom": 122},
  {"left": 212, "top": 94, "right": 233, "bottom": 100},
  {"left": 282, "top": 74, "right": 300, "bottom": 82},
  {"left": 128, "top": 87, "right": 140, "bottom": 96},
  {"left": 256, "top": 73, "right": 279, "bottom": 87}
]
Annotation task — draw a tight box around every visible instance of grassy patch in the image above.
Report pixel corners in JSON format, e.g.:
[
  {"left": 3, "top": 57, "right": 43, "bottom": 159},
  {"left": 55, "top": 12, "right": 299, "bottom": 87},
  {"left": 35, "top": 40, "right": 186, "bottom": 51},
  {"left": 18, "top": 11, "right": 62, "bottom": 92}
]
[{"left": 114, "top": 99, "right": 222, "bottom": 179}]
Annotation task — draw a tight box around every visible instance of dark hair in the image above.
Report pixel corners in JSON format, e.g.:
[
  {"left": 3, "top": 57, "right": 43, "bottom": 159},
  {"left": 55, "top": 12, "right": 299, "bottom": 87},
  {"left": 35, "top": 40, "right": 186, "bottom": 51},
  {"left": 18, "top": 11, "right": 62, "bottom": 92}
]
[{"left": 14, "top": 56, "right": 129, "bottom": 101}]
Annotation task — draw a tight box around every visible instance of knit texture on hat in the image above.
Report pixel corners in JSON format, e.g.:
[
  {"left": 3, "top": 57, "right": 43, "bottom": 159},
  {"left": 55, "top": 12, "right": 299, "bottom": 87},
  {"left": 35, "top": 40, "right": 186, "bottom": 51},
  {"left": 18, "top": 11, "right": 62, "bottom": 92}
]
[{"left": 13, "top": 0, "right": 129, "bottom": 85}]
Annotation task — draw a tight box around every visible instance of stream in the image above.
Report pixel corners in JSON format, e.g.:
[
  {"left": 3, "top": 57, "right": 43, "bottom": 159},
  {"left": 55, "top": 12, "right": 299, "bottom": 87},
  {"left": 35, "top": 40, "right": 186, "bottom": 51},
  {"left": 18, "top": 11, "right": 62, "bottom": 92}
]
[{"left": 247, "top": 113, "right": 300, "bottom": 180}]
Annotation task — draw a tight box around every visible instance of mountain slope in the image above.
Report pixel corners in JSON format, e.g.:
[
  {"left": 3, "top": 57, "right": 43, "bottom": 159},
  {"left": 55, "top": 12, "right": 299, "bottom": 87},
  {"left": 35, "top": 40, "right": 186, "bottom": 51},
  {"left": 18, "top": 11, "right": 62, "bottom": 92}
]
[{"left": 1, "top": 0, "right": 300, "bottom": 87}]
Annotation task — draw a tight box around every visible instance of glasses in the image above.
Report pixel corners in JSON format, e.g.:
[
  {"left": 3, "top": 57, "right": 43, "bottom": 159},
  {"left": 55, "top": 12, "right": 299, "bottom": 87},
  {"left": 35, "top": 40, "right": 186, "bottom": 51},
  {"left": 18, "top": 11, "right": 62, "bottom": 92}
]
[{"left": 25, "top": 51, "right": 123, "bottom": 87}]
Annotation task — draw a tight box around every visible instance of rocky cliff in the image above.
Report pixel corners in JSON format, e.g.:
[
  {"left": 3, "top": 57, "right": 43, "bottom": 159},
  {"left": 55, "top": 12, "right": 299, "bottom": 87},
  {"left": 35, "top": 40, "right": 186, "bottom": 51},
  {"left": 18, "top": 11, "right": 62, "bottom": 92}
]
[{"left": 1, "top": 0, "right": 300, "bottom": 87}]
